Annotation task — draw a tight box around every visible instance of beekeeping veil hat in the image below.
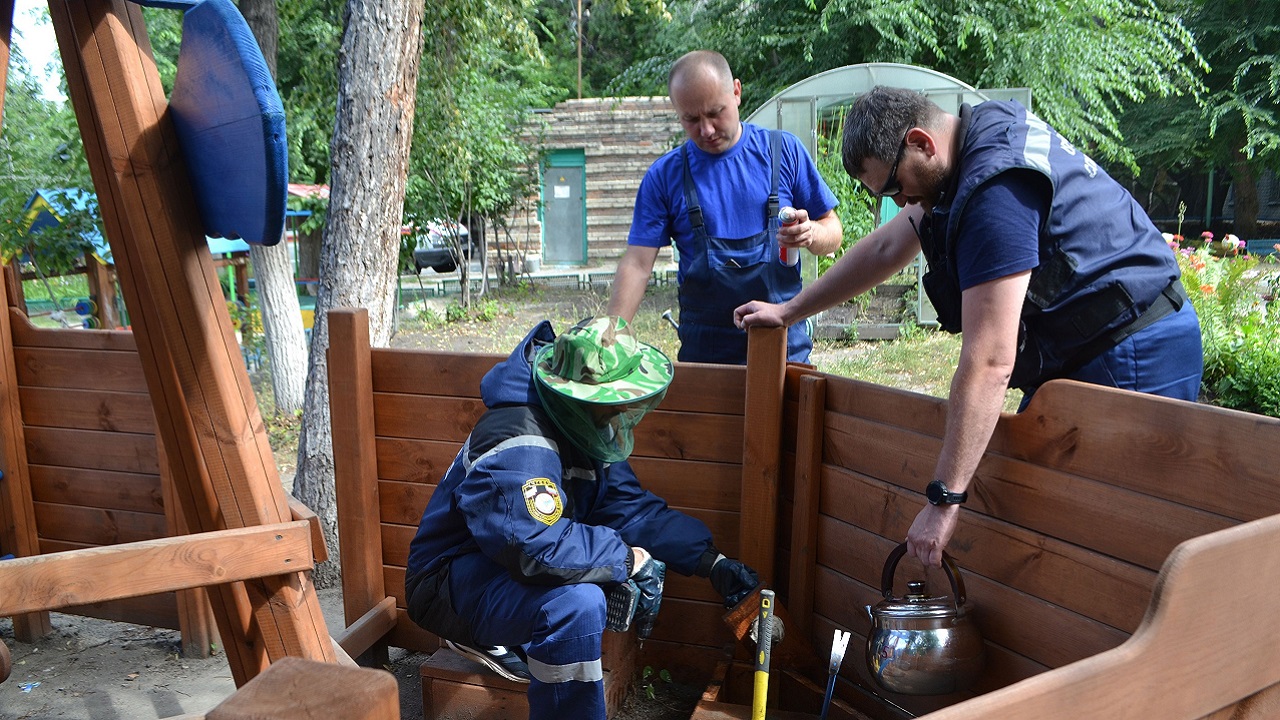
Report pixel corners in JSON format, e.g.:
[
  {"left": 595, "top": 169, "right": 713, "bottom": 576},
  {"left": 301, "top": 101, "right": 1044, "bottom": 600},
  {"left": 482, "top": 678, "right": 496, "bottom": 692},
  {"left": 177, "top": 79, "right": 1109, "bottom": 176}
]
[{"left": 533, "top": 316, "right": 673, "bottom": 462}]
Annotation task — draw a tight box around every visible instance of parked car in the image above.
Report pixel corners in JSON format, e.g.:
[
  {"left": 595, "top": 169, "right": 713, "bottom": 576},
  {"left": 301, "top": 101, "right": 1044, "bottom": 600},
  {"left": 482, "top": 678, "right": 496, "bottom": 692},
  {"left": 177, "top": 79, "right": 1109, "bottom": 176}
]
[{"left": 412, "top": 219, "right": 475, "bottom": 273}]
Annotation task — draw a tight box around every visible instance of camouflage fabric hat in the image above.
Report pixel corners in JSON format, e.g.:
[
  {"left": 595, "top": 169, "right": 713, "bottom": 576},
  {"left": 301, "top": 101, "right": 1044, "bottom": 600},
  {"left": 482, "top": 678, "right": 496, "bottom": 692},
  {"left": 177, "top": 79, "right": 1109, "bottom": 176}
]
[{"left": 534, "top": 316, "right": 673, "bottom": 405}]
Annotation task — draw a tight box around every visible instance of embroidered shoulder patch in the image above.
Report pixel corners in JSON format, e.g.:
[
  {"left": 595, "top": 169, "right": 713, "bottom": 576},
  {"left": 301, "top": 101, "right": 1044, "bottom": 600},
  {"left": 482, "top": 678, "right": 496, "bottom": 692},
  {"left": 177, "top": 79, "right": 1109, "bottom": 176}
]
[{"left": 522, "top": 477, "right": 563, "bottom": 526}]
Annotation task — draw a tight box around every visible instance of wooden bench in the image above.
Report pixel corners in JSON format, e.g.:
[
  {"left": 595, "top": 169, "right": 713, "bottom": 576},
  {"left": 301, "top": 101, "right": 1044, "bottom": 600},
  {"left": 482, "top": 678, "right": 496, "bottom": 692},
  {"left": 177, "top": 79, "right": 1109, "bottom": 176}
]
[{"left": 1246, "top": 238, "right": 1279, "bottom": 256}]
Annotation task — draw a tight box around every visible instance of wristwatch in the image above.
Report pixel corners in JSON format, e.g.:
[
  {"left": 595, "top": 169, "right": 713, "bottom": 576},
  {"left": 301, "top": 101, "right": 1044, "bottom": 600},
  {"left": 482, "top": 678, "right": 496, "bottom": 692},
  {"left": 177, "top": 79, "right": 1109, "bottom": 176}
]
[{"left": 926, "top": 479, "right": 968, "bottom": 506}]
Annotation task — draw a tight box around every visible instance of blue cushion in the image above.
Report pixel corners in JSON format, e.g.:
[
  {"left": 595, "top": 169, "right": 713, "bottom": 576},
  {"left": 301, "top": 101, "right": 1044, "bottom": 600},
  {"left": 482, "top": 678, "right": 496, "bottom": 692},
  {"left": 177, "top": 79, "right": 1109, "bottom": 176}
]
[{"left": 159, "top": 0, "right": 288, "bottom": 246}]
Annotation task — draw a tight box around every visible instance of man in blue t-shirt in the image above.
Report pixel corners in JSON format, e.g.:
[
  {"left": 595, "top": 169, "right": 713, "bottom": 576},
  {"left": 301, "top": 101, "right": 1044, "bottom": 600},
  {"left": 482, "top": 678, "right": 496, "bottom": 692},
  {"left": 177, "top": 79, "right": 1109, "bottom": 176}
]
[
  {"left": 734, "top": 86, "right": 1202, "bottom": 568},
  {"left": 607, "top": 50, "right": 843, "bottom": 364}
]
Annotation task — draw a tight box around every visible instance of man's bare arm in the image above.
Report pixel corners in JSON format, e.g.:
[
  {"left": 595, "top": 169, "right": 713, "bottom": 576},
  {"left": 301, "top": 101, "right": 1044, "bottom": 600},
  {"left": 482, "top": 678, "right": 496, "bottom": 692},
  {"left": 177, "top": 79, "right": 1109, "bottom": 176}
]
[{"left": 606, "top": 245, "right": 661, "bottom": 322}]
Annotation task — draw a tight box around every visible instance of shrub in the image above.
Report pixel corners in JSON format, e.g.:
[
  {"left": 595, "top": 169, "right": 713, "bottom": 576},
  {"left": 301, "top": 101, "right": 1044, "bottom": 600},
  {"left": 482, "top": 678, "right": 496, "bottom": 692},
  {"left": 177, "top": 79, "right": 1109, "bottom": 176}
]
[{"left": 1173, "top": 241, "right": 1280, "bottom": 417}]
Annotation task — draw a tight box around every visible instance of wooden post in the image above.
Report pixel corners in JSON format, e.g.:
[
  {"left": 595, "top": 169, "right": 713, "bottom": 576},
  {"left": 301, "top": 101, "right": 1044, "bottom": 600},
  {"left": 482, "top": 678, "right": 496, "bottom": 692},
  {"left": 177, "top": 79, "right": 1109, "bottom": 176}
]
[
  {"left": 328, "top": 308, "right": 390, "bottom": 666},
  {"left": 49, "top": 0, "right": 333, "bottom": 684},
  {"left": 788, "top": 373, "right": 826, "bottom": 638},
  {"left": 740, "top": 326, "right": 787, "bottom": 586},
  {"left": 4, "top": 262, "right": 26, "bottom": 315},
  {"left": 159, "top": 433, "right": 219, "bottom": 659},
  {"left": 0, "top": 265, "right": 53, "bottom": 641},
  {"left": 83, "top": 250, "right": 120, "bottom": 329}
]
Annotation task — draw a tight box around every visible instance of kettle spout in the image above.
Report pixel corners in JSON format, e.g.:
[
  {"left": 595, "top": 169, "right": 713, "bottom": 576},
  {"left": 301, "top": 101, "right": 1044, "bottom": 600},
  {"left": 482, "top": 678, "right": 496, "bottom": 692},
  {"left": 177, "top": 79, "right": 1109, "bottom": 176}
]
[{"left": 865, "top": 604, "right": 874, "bottom": 622}]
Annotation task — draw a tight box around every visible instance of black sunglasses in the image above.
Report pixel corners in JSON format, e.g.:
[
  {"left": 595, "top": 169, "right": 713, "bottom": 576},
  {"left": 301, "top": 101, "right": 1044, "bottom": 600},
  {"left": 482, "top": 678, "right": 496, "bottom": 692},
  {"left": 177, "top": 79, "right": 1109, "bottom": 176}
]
[{"left": 876, "top": 131, "right": 910, "bottom": 198}]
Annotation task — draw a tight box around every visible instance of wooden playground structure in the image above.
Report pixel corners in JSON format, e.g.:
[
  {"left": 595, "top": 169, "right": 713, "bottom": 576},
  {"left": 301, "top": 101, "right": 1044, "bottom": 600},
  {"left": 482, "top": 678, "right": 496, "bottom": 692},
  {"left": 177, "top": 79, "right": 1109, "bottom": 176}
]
[{"left": 6, "top": 1, "right": 1280, "bottom": 719}]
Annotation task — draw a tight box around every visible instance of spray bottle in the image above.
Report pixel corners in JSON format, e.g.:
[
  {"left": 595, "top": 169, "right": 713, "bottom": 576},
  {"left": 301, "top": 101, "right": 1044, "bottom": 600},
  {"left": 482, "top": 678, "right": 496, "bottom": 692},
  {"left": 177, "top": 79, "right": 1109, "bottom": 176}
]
[{"left": 778, "top": 206, "right": 800, "bottom": 266}]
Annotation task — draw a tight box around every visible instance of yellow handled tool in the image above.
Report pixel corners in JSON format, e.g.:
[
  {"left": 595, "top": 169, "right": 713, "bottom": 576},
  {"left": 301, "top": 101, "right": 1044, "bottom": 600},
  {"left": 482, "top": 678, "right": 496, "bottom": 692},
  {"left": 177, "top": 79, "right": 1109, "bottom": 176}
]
[{"left": 751, "top": 589, "right": 776, "bottom": 720}]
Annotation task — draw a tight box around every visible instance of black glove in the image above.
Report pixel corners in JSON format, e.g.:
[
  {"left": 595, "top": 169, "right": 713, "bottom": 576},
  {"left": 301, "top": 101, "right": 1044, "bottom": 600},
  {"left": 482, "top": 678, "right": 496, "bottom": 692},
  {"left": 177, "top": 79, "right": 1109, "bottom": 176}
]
[
  {"left": 709, "top": 555, "right": 759, "bottom": 609},
  {"left": 630, "top": 551, "right": 666, "bottom": 640},
  {"left": 605, "top": 581, "right": 639, "bottom": 633}
]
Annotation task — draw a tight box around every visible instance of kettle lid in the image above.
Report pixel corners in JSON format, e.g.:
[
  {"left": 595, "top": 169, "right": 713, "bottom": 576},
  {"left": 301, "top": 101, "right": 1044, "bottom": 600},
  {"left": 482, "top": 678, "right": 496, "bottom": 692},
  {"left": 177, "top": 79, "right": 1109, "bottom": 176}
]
[{"left": 873, "top": 581, "right": 965, "bottom": 618}]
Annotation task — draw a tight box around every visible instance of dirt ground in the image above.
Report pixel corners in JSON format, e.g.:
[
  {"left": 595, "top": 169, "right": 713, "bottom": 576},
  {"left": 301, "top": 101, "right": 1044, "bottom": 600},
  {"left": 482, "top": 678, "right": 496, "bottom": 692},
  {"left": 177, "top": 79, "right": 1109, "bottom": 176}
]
[{"left": 1, "top": 280, "right": 888, "bottom": 720}]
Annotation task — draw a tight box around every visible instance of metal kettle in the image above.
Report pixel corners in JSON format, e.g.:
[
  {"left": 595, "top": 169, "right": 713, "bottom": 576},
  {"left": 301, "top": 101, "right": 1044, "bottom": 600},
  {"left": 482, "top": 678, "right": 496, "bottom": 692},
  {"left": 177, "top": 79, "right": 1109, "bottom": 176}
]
[{"left": 865, "top": 543, "right": 984, "bottom": 696}]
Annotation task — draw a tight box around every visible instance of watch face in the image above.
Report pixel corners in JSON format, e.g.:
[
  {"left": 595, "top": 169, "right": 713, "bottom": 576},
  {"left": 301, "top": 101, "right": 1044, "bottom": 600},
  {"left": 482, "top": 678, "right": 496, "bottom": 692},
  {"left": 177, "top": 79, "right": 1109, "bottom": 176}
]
[{"left": 927, "top": 480, "right": 946, "bottom": 504}]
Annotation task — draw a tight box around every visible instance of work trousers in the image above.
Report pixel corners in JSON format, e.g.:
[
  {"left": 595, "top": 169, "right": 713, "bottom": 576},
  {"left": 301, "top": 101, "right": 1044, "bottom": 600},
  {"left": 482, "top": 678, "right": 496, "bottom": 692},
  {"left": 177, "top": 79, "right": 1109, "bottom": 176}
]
[{"left": 449, "top": 552, "right": 608, "bottom": 720}]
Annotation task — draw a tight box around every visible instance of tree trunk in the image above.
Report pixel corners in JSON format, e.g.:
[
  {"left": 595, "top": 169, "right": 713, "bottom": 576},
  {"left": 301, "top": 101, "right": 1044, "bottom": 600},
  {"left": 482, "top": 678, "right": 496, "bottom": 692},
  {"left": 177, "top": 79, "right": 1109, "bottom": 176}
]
[
  {"left": 1229, "top": 147, "right": 1260, "bottom": 240},
  {"left": 249, "top": 243, "right": 307, "bottom": 413},
  {"left": 293, "top": 0, "right": 426, "bottom": 588},
  {"left": 238, "top": 0, "right": 307, "bottom": 415}
]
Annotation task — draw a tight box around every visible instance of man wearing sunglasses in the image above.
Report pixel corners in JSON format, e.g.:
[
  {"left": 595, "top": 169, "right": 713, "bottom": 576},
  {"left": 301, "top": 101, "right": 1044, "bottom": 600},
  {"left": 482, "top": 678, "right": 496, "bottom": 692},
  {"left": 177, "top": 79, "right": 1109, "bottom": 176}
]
[
  {"left": 734, "top": 86, "right": 1202, "bottom": 569},
  {"left": 608, "top": 50, "right": 844, "bottom": 364}
]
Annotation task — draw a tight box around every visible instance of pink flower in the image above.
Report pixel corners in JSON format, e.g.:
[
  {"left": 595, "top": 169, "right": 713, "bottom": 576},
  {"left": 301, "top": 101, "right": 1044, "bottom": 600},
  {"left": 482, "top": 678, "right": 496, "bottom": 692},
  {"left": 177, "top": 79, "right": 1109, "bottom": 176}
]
[{"left": 1201, "top": 231, "right": 1214, "bottom": 240}]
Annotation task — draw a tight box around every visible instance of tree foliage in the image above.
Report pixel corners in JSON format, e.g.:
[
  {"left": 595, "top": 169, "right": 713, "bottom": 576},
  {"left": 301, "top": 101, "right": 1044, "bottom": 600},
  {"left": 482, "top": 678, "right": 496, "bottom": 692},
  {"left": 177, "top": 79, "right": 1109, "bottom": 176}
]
[{"left": 0, "top": 43, "right": 99, "bottom": 293}]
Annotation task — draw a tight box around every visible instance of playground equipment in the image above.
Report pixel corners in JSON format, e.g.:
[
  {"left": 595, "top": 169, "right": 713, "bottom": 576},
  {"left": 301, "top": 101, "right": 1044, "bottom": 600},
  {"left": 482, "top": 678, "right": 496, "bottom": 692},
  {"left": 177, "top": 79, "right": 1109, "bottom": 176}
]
[{"left": 0, "top": 0, "right": 374, "bottom": 715}]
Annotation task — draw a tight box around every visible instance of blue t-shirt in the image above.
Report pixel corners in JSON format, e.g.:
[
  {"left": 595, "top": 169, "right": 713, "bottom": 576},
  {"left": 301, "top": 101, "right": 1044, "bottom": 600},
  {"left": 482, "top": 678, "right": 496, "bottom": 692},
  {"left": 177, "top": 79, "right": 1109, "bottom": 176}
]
[
  {"left": 953, "top": 169, "right": 1047, "bottom": 291},
  {"left": 629, "top": 123, "right": 838, "bottom": 274}
]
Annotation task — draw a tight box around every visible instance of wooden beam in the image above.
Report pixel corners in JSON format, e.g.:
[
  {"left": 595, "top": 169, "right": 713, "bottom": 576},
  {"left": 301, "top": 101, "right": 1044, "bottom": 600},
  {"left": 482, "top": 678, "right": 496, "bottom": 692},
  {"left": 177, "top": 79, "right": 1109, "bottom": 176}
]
[
  {"left": 0, "top": 521, "right": 313, "bottom": 615},
  {"left": 0, "top": 263, "right": 53, "bottom": 641},
  {"left": 788, "top": 373, "right": 826, "bottom": 638},
  {"left": 923, "top": 514, "right": 1280, "bottom": 720},
  {"left": 739, "top": 326, "right": 787, "bottom": 585},
  {"left": 328, "top": 311, "right": 384, "bottom": 614},
  {"left": 329, "top": 308, "right": 390, "bottom": 664},
  {"left": 49, "top": 0, "right": 334, "bottom": 682},
  {"left": 336, "top": 596, "right": 398, "bottom": 660}
]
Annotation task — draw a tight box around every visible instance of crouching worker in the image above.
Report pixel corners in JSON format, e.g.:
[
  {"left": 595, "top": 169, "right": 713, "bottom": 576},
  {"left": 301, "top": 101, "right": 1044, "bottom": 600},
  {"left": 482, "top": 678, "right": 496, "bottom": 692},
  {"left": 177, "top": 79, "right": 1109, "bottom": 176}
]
[{"left": 405, "top": 316, "right": 762, "bottom": 720}]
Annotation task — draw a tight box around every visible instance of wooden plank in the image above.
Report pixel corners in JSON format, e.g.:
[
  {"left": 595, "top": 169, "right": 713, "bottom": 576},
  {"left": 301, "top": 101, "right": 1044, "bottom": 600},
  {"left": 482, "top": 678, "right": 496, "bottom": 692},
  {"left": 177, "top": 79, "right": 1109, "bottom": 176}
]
[
  {"left": 997, "top": 379, "right": 1280, "bottom": 523},
  {"left": 162, "top": 433, "right": 219, "bottom": 660},
  {"left": 788, "top": 374, "right": 825, "bottom": 638},
  {"left": 823, "top": 411, "right": 1233, "bottom": 572},
  {"left": 9, "top": 307, "right": 136, "bottom": 351},
  {"left": 374, "top": 436, "right": 459, "bottom": 484},
  {"left": 0, "top": 521, "right": 314, "bottom": 615},
  {"left": 288, "top": 496, "right": 329, "bottom": 564},
  {"left": 816, "top": 520, "right": 1131, "bottom": 670},
  {"left": 370, "top": 348, "right": 499, "bottom": 397},
  {"left": 373, "top": 393, "right": 745, "bottom": 463},
  {"left": 823, "top": 375, "right": 947, "bottom": 438},
  {"left": 208, "top": 657, "right": 400, "bottom": 720},
  {"left": 1198, "top": 681, "right": 1280, "bottom": 720},
  {"left": 378, "top": 479, "right": 433, "bottom": 526},
  {"left": 14, "top": 346, "right": 148, "bottom": 392},
  {"left": 336, "top": 596, "right": 398, "bottom": 659},
  {"left": 33, "top": 501, "right": 167, "bottom": 545},
  {"left": 58, "top": 590, "right": 182, "bottom": 631},
  {"left": 24, "top": 425, "right": 160, "bottom": 474},
  {"left": 330, "top": 309, "right": 389, "bottom": 633},
  {"left": 19, "top": 385, "right": 156, "bottom": 433},
  {"left": 739, "top": 326, "right": 787, "bottom": 585},
  {"left": 922, "top": 514, "right": 1280, "bottom": 720},
  {"left": 373, "top": 393, "right": 483, "bottom": 441},
  {"left": 369, "top": 348, "right": 747, "bottom": 416},
  {"left": 374, "top": 437, "right": 744, "bottom": 514},
  {"left": 0, "top": 259, "right": 53, "bottom": 641},
  {"left": 30, "top": 464, "right": 163, "bottom": 514},
  {"left": 821, "top": 467, "right": 1157, "bottom": 633}
]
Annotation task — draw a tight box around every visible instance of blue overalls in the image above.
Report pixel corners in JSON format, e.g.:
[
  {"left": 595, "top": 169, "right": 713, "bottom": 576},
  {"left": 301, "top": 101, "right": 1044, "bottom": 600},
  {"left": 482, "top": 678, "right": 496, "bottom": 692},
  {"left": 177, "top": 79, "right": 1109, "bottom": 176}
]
[{"left": 675, "top": 130, "right": 811, "bottom": 364}]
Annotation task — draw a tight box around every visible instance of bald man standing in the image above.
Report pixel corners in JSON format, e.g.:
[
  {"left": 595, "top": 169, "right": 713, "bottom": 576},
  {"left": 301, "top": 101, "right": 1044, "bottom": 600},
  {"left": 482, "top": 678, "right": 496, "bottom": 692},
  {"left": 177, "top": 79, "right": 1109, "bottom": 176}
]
[{"left": 607, "top": 50, "right": 843, "bottom": 364}]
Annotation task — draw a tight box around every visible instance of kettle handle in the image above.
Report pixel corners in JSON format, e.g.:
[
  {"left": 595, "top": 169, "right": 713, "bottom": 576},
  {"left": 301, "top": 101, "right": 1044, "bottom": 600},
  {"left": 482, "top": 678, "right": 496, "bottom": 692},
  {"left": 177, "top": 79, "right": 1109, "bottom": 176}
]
[{"left": 880, "top": 542, "right": 967, "bottom": 608}]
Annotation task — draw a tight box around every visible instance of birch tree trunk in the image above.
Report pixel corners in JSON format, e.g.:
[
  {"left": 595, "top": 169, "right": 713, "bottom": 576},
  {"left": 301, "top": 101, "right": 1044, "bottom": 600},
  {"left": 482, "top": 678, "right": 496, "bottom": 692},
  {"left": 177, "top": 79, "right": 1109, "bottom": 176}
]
[
  {"left": 239, "top": 0, "right": 307, "bottom": 414},
  {"left": 293, "top": 0, "right": 425, "bottom": 587}
]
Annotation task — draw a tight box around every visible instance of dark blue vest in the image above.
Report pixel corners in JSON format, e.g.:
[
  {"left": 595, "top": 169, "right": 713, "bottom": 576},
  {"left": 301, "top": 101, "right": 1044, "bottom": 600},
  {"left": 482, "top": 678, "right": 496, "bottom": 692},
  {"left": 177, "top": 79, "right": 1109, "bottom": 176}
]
[{"left": 919, "top": 101, "right": 1181, "bottom": 389}]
